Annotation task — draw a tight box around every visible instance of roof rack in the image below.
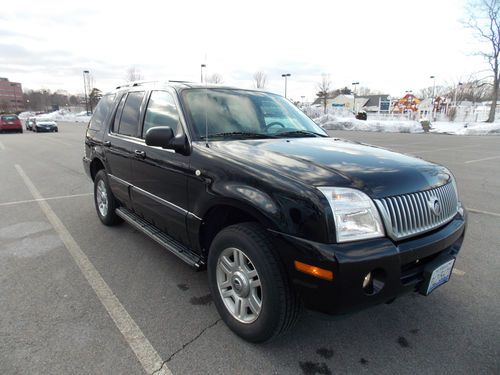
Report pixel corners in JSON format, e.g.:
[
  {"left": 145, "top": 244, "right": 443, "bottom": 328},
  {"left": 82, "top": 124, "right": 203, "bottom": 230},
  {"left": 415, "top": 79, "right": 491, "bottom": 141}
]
[{"left": 168, "top": 80, "right": 194, "bottom": 84}]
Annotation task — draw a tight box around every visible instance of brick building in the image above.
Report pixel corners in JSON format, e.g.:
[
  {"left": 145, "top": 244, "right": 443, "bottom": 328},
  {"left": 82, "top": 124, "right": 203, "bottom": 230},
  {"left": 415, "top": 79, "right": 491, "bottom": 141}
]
[{"left": 0, "top": 77, "right": 24, "bottom": 112}]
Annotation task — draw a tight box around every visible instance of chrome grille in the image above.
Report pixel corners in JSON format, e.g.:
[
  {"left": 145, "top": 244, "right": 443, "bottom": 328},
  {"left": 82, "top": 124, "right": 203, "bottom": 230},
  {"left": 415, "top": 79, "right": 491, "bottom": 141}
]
[{"left": 374, "top": 182, "right": 458, "bottom": 241}]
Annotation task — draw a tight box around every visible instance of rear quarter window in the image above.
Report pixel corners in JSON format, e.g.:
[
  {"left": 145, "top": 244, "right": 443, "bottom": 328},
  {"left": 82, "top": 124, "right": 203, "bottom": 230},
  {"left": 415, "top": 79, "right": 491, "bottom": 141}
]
[{"left": 88, "top": 94, "right": 116, "bottom": 131}]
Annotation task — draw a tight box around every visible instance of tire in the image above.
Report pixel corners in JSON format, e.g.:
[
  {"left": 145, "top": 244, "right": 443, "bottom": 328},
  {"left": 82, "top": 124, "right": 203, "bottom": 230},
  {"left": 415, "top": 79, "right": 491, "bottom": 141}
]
[
  {"left": 208, "top": 222, "right": 301, "bottom": 343},
  {"left": 94, "top": 170, "right": 122, "bottom": 226},
  {"left": 55, "top": 128, "right": 58, "bottom": 132}
]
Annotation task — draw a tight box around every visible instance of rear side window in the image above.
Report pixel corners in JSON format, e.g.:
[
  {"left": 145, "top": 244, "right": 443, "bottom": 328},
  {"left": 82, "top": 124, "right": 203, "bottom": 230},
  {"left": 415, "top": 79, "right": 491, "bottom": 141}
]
[
  {"left": 117, "top": 91, "right": 145, "bottom": 137},
  {"left": 142, "top": 91, "right": 181, "bottom": 137},
  {"left": 89, "top": 94, "right": 115, "bottom": 130}
]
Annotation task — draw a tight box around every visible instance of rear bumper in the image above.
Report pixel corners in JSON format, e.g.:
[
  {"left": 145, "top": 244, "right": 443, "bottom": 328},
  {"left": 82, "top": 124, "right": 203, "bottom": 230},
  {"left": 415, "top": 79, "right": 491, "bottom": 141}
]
[
  {"left": 271, "top": 209, "right": 467, "bottom": 315},
  {"left": 0, "top": 124, "right": 22, "bottom": 131}
]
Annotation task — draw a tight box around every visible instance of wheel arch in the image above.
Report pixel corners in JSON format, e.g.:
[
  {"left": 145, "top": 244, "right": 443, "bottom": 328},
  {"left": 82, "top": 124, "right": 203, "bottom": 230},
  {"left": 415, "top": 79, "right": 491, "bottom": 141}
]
[
  {"left": 90, "top": 157, "right": 106, "bottom": 181},
  {"left": 198, "top": 199, "right": 281, "bottom": 257}
]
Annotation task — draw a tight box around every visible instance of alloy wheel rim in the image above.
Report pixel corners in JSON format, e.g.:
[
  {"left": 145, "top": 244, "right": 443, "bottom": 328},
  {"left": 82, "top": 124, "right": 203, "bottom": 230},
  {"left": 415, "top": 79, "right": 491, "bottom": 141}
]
[
  {"left": 96, "top": 180, "right": 108, "bottom": 217},
  {"left": 216, "top": 247, "right": 262, "bottom": 324}
]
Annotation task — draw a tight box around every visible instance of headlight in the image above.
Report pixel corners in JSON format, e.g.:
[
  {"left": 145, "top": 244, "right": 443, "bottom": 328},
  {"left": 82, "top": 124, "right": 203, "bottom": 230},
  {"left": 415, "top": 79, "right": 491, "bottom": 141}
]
[{"left": 318, "top": 187, "right": 384, "bottom": 243}]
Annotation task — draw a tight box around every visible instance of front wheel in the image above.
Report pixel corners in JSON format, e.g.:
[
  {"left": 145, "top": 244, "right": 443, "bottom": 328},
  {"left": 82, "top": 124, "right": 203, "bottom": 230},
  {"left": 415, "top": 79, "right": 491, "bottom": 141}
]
[
  {"left": 208, "top": 222, "right": 301, "bottom": 343},
  {"left": 94, "top": 170, "right": 122, "bottom": 226}
]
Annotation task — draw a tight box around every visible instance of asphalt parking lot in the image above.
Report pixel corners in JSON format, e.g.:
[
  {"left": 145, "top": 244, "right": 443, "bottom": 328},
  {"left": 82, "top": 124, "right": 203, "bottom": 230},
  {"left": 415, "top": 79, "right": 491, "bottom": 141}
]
[{"left": 1, "top": 123, "right": 499, "bottom": 375}]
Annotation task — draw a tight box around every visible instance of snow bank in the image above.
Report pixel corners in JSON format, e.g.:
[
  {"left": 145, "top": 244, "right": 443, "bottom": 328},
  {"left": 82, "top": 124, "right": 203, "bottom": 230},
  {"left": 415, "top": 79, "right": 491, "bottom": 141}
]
[
  {"left": 431, "top": 122, "right": 500, "bottom": 135},
  {"left": 35, "top": 109, "right": 91, "bottom": 123},
  {"left": 315, "top": 114, "right": 423, "bottom": 133},
  {"left": 19, "top": 109, "right": 91, "bottom": 123},
  {"left": 313, "top": 114, "right": 500, "bottom": 135}
]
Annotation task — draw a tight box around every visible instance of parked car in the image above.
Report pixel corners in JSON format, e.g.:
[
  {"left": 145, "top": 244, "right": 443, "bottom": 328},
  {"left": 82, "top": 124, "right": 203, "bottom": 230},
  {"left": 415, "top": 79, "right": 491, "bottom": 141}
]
[
  {"left": 0, "top": 114, "right": 23, "bottom": 133},
  {"left": 83, "top": 82, "right": 467, "bottom": 343},
  {"left": 32, "top": 118, "right": 58, "bottom": 132},
  {"left": 25, "top": 117, "right": 35, "bottom": 131}
]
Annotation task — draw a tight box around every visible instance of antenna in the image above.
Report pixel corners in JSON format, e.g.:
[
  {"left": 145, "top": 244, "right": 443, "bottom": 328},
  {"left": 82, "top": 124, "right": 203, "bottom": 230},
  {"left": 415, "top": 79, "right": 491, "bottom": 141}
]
[{"left": 204, "top": 57, "right": 209, "bottom": 148}]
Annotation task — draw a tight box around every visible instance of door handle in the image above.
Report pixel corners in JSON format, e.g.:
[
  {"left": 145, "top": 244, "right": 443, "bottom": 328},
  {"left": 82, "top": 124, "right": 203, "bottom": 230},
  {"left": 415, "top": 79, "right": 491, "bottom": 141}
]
[
  {"left": 103, "top": 141, "right": 111, "bottom": 147},
  {"left": 134, "top": 150, "right": 146, "bottom": 159}
]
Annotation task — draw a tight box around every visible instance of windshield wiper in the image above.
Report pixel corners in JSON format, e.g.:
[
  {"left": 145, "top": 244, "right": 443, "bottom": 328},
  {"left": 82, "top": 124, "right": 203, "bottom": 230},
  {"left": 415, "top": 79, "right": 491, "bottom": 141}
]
[
  {"left": 273, "top": 130, "right": 327, "bottom": 138},
  {"left": 200, "top": 131, "right": 276, "bottom": 140}
]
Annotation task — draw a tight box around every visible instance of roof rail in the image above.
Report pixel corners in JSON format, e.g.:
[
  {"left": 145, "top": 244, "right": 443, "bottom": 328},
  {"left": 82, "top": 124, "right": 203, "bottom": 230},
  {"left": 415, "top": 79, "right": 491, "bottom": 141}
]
[
  {"left": 115, "top": 80, "right": 158, "bottom": 89},
  {"left": 168, "top": 80, "right": 194, "bottom": 84}
]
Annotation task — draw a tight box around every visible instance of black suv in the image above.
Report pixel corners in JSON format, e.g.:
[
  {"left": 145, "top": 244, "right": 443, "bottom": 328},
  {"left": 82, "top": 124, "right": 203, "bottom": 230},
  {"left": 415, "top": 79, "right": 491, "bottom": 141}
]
[{"left": 83, "top": 82, "right": 467, "bottom": 343}]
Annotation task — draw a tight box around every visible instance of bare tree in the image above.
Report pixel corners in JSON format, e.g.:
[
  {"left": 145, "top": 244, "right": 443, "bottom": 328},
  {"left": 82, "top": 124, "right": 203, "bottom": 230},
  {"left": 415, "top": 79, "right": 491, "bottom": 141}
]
[
  {"left": 125, "top": 66, "right": 144, "bottom": 82},
  {"left": 316, "top": 74, "right": 332, "bottom": 114},
  {"left": 418, "top": 85, "right": 448, "bottom": 99},
  {"left": 253, "top": 71, "right": 267, "bottom": 88},
  {"left": 465, "top": 0, "right": 500, "bottom": 122},
  {"left": 207, "top": 73, "right": 224, "bottom": 84}
]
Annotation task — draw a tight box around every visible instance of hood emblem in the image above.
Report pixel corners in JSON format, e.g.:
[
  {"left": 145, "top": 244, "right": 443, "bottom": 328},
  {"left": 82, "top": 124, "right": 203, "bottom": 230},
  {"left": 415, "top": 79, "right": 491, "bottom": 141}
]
[{"left": 428, "top": 196, "right": 441, "bottom": 216}]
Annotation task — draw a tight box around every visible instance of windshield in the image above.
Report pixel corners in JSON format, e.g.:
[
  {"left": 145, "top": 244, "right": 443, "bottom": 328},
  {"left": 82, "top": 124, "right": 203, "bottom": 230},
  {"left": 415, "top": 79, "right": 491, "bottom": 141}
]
[{"left": 181, "top": 89, "right": 327, "bottom": 140}]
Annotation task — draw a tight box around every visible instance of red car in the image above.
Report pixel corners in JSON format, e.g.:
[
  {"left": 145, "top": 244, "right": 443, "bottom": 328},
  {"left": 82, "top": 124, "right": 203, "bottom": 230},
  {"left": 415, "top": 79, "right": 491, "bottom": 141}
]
[{"left": 0, "top": 114, "right": 23, "bottom": 133}]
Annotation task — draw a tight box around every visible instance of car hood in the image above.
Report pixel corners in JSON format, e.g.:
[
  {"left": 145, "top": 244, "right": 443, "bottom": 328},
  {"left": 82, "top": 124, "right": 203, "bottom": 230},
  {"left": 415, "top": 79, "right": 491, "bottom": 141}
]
[{"left": 207, "top": 137, "right": 451, "bottom": 199}]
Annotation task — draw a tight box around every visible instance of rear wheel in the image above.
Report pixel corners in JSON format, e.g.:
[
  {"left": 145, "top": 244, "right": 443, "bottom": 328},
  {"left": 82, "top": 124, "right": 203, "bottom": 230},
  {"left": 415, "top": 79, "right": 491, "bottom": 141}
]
[
  {"left": 94, "top": 170, "right": 122, "bottom": 226},
  {"left": 208, "top": 222, "right": 301, "bottom": 343}
]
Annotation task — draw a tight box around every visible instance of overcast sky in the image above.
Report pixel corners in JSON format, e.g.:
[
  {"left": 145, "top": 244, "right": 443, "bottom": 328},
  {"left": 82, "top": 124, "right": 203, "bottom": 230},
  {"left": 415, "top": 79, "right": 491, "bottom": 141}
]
[{"left": 0, "top": 0, "right": 487, "bottom": 100}]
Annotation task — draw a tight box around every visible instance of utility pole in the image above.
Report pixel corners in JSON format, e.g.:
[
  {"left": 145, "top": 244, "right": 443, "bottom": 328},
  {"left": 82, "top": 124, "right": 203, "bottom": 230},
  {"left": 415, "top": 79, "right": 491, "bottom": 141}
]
[
  {"left": 281, "top": 73, "right": 291, "bottom": 98},
  {"left": 83, "top": 70, "right": 90, "bottom": 115}
]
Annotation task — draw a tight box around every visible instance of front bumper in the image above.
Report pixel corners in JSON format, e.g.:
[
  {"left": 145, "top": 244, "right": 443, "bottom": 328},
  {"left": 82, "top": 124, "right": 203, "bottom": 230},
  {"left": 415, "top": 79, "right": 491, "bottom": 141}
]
[
  {"left": 272, "top": 210, "right": 467, "bottom": 315},
  {"left": 82, "top": 156, "right": 92, "bottom": 179},
  {"left": 35, "top": 126, "right": 57, "bottom": 132}
]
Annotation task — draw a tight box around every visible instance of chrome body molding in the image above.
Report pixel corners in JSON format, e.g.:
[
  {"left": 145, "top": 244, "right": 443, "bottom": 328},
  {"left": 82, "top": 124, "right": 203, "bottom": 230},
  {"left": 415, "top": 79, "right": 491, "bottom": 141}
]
[{"left": 107, "top": 173, "right": 202, "bottom": 221}]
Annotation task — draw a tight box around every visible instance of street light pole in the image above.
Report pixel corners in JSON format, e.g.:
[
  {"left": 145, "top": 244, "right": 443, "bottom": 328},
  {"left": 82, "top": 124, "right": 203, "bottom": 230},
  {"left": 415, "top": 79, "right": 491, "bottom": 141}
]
[
  {"left": 352, "top": 82, "right": 359, "bottom": 113},
  {"left": 83, "top": 70, "right": 89, "bottom": 115},
  {"left": 201, "top": 64, "right": 206, "bottom": 83},
  {"left": 430, "top": 75, "right": 436, "bottom": 120},
  {"left": 281, "top": 73, "right": 291, "bottom": 98}
]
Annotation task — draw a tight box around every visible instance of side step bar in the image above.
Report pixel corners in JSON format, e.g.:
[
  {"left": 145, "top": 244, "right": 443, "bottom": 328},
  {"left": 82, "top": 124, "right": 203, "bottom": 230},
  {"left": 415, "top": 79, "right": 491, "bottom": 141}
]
[{"left": 115, "top": 207, "right": 204, "bottom": 270}]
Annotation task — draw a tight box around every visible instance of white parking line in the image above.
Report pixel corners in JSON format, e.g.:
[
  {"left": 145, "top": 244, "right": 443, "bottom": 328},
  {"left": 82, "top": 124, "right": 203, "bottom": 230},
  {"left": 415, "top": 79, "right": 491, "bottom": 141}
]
[
  {"left": 0, "top": 193, "right": 92, "bottom": 207},
  {"left": 0, "top": 140, "right": 5, "bottom": 150},
  {"left": 467, "top": 208, "right": 500, "bottom": 218},
  {"left": 464, "top": 155, "right": 500, "bottom": 164},
  {"left": 14, "top": 164, "right": 171, "bottom": 375}
]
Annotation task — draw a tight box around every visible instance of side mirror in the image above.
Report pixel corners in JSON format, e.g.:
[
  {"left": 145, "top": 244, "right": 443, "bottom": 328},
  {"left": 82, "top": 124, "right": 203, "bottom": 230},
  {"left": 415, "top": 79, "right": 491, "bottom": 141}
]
[
  {"left": 145, "top": 126, "right": 174, "bottom": 148},
  {"left": 145, "top": 126, "right": 189, "bottom": 155}
]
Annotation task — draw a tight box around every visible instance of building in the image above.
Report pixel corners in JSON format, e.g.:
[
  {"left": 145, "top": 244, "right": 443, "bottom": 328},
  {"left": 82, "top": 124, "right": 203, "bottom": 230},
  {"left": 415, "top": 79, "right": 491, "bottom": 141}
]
[{"left": 0, "top": 77, "right": 24, "bottom": 113}]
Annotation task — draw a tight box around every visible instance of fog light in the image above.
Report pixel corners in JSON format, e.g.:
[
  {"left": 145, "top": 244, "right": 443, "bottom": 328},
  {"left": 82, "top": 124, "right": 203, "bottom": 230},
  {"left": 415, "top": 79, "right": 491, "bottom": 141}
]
[{"left": 362, "top": 272, "right": 373, "bottom": 289}]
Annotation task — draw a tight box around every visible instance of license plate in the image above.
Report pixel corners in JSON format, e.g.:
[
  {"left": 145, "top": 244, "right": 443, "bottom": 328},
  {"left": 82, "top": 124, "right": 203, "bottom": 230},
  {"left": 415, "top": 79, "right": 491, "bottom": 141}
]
[{"left": 425, "top": 259, "right": 455, "bottom": 295}]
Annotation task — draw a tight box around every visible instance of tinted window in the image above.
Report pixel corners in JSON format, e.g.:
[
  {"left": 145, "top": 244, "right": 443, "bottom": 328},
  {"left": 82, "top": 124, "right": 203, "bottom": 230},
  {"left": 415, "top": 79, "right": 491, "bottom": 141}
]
[
  {"left": 113, "top": 94, "right": 127, "bottom": 132},
  {"left": 1, "top": 115, "right": 18, "bottom": 121},
  {"left": 117, "top": 91, "right": 144, "bottom": 137},
  {"left": 89, "top": 94, "right": 115, "bottom": 130},
  {"left": 143, "top": 91, "right": 181, "bottom": 137}
]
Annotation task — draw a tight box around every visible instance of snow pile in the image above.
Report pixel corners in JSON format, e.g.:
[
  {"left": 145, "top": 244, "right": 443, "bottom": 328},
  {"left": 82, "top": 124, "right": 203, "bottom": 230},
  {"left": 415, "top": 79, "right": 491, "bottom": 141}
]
[
  {"left": 431, "top": 122, "right": 500, "bottom": 135},
  {"left": 18, "top": 111, "right": 36, "bottom": 119},
  {"left": 35, "top": 110, "right": 91, "bottom": 123},
  {"left": 315, "top": 114, "right": 423, "bottom": 133}
]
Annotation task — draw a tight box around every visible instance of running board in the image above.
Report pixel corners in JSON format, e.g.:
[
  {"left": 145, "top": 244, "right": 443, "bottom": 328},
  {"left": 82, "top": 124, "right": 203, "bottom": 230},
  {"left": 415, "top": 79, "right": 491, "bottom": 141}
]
[{"left": 115, "top": 207, "right": 204, "bottom": 269}]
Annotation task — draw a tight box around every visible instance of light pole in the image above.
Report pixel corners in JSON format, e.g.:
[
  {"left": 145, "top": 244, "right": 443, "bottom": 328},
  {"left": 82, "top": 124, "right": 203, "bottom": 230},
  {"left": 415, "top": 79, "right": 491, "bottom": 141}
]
[
  {"left": 453, "top": 82, "right": 463, "bottom": 107},
  {"left": 281, "top": 73, "right": 291, "bottom": 98},
  {"left": 352, "top": 82, "right": 359, "bottom": 112},
  {"left": 201, "top": 64, "right": 206, "bottom": 83},
  {"left": 83, "top": 70, "right": 90, "bottom": 115},
  {"left": 430, "top": 75, "right": 436, "bottom": 120}
]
